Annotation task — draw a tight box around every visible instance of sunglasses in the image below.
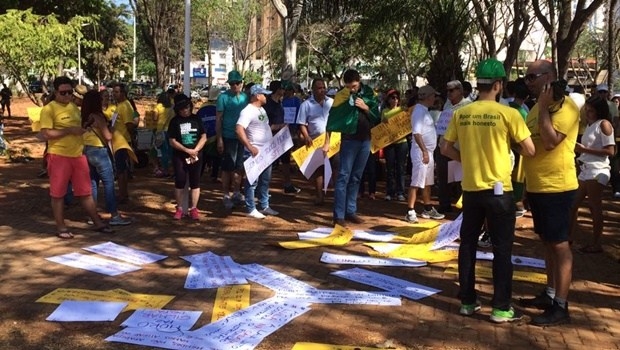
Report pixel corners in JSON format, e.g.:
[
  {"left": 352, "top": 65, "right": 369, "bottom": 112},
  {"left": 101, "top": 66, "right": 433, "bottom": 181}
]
[
  {"left": 525, "top": 72, "right": 549, "bottom": 82},
  {"left": 230, "top": 81, "right": 242, "bottom": 86},
  {"left": 58, "top": 90, "right": 73, "bottom": 96},
  {"left": 447, "top": 88, "right": 458, "bottom": 92}
]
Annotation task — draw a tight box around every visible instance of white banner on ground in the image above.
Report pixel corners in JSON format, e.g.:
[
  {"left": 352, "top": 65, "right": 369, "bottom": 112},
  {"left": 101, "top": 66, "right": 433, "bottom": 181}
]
[{"left": 243, "top": 126, "right": 293, "bottom": 184}]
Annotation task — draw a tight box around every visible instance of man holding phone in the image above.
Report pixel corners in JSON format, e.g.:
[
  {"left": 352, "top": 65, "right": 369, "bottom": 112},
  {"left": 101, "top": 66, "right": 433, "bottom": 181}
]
[{"left": 520, "top": 59, "right": 580, "bottom": 326}]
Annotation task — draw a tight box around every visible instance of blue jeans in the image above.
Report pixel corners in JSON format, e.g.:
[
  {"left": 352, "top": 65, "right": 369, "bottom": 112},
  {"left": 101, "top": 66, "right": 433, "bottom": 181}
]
[
  {"left": 84, "top": 145, "right": 117, "bottom": 215},
  {"left": 334, "top": 139, "right": 370, "bottom": 219},
  {"left": 243, "top": 152, "right": 272, "bottom": 212}
]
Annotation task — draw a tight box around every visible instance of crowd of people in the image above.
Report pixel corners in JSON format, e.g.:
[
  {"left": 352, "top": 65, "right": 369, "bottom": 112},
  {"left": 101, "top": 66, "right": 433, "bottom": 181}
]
[{"left": 35, "top": 59, "right": 620, "bottom": 328}]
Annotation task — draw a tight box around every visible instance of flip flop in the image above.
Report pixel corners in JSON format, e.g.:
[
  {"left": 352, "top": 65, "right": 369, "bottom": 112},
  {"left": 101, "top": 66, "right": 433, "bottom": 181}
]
[
  {"left": 578, "top": 245, "right": 603, "bottom": 254},
  {"left": 57, "top": 229, "right": 74, "bottom": 239},
  {"left": 94, "top": 225, "right": 114, "bottom": 234}
]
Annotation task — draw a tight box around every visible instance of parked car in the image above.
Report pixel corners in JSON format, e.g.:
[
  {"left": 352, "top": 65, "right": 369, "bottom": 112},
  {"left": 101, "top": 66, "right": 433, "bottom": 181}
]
[{"left": 28, "top": 81, "right": 43, "bottom": 93}]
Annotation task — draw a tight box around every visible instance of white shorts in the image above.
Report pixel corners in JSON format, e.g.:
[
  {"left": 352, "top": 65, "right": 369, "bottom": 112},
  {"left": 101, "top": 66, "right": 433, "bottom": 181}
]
[
  {"left": 578, "top": 166, "right": 610, "bottom": 185},
  {"left": 410, "top": 147, "right": 435, "bottom": 188}
]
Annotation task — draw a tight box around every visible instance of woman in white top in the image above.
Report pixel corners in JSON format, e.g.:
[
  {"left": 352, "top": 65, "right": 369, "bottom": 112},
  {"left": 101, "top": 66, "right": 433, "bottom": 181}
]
[{"left": 571, "top": 95, "right": 615, "bottom": 253}]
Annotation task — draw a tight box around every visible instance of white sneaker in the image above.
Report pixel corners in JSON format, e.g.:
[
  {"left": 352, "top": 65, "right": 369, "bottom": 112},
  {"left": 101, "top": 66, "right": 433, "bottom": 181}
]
[
  {"left": 405, "top": 210, "right": 418, "bottom": 223},
  {"left": 420, "top": 207, "right": 445, "bottom": 220},
  {"left": 261, "top": 207, "right": 279, "bottom": 216},
  {"left": 385, "top": 195, "right": 392, "bottom": 201},
  {"left": 247, "top": 209, "right": 266, "bottom": 219}
]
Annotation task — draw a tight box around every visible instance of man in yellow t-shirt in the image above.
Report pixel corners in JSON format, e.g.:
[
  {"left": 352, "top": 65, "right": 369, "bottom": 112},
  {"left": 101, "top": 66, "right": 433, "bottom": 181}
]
[
  {"left": 40, "top": 76, "right": 112, "bottom": 238},
  {"left": 441, "top": 58, "right": 535, "bottom": 324},
  {"left": 519, "top": 60, "right": 580, "bottom": 327},
  {"left": 111, "top": 83, "right": 137, "bottom": 202}
]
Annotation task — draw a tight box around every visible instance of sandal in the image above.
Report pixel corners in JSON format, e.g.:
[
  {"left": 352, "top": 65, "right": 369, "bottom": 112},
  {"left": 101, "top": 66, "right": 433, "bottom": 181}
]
[
  {"left": 57, "top": 229, "right": 75, "bottom": 239},
  {"left": 578, "top": 245, "right": 603, "bottom": 254},
  {"left": 94, "top": 225, "right": 114, "bottom": 234}
]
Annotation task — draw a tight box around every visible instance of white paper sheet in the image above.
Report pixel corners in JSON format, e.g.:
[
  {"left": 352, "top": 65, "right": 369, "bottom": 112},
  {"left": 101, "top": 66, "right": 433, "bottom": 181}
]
[
  {"left": 241, "top": 263, "right": 317, "bottom": 294},
  {"left": 476, "top": 251, "right": 546, "bottom": 269},
  {"left": 298, "top": 229, "right": 396, "bottom": 242},
  {"left": 323, "top": 155, "right": 332, "bottom": 193},
  {"left": 83, "top": 241, "right": 167, "bottom": 265},
  {"left": 184, "top": 253, "right": 247, "bottom": 289},
  {"left": 332, "top": 267, "right": 441, "bottom": 300},
  {"left": 274, "top": 289, "right": 402, "bottom": 305},
  {"left": 431, "top": 214, "right": 463, "bottom": 250},
  {"left": 320, "top": 252, "right": 427, "bottom": 267},
  {"left": 47, "top": 300, "right": 127, "bottom": 322},
  {"left": 244, "top": 126, "right": 293, "bottom": 184},
  {"left": 299, "top": 148, "right": 325, "bottom": 179},
  {"left": 46, "top": 252, "right": 141, "bottom": 276},
  {"left": 121, "top": 309, "right": 202, "bottom": 331}
]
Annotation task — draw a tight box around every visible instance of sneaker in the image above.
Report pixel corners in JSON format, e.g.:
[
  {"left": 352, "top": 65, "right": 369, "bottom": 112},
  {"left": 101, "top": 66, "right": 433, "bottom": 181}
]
[
  {"left": 420, "top": 207, "right": 445, "bottom": 220},
  {"left": 385, "top": 195, "right": 392, "bottom": 201},
  {"left": 515, "top": 209, "right": 525, "bottom": 218},
  {"left": 261, "top": 207, "right": 279, "bottom": 216},
  {"left": 614, "top": 192, "right": 620, "bottom": 199},
  {"left": 531, "top": 301, "right": 570, "bottom": 326},
  {"left": 284, "top": 184, "right": 301, "bottom": 194},
  {"left": 459, "top": 300, "right": 481, "bottom": 316},
  {"left": 490, "top": 306, "right": 523, "bottom": 323},
  {"left": 405, "top": 210, "right": 418, "bottom": 223},
  {"left": 109, "top": 215, "right": 132, "bottom": 226},
  {"left": 478, "top": 231, "right": 492, "bottom": 248},
  {"left": 173, "top": 207, "right": 184, "bottom": 220},
  {"left": 189, "top": 207, "right": 200, "bottom": 220},
  {"left": 223, "top": 195, "right": 234, "bottom": 210},
  {"left": 397, "top": 194, "right": 406, "bottom": 201},
  {"left": 248, "top": 209, "right": 266, "bottom": 219},
  {"left": 518, "top": 290, "right": 554, "bottom": 310},
  {"left": 232, "top": 192, "right": 245, "bottom": 206}
]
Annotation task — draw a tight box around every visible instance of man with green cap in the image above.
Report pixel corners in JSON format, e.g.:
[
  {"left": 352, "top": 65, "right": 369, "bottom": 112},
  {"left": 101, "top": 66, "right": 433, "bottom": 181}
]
[
  {"left": 216, "top": 70, "right": 249, "bottom": 209},
  {"left": 440, "top": 58, "right": 535, "bottom": 323}
]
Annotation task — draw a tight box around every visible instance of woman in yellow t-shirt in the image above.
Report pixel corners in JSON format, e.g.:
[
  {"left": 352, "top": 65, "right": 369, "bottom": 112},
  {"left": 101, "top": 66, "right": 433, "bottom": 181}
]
[{"left": 381, "top": 89, "right": 408, "bottom": 201}]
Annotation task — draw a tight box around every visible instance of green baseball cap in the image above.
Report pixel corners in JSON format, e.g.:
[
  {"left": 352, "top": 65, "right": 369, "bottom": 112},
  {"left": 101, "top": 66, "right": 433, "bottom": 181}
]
[{"left": 227, "top": 70, "right": 243, "bottom": 83}]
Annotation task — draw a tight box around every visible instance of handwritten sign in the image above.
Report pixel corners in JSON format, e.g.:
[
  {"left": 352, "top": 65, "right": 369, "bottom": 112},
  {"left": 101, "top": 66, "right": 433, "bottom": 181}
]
[
  {"left": 184, "top": 253, "right": 247, "bottom": 289},
  {"left": 241, "top": 263, "right": 317, "bottom": 294},
  {"left": 332, "top": 267, "right": 441, "bottom": 300},
  {"left": 122, "top": 309, "right": 202, "bottom": 331},
  {"left": 435, "top": 109, "right": 454, "bottom": 136},
  {"left": 292, "top": 132, "right": 341, "bottom": 168},
  {"left": 211, "top": 285, "right": 251, "bottom": 322},
  {"left": 47, "top": 300, "right": 127, "bottom": 322},
  {"left": 370, "top": 111, "right": 412, "bottom": 153},
  {"left": 83, "top": 241, "right": 167, "bottom": 265},
  {"left": 275, "top": 289, "right": 402, "bottom": 305},
  {"left": 37, "top": 288, "right": 175, "bottom": 311},
  {"left": 431, "top": 214, "right": 463, "bottom": 250},
  {"left": 365, "top": 242, "right": 458, "bottom": 263},
  {"left": 46, "top": 252, "right": 141, "bottom": 276},
  {"left": 320, "top": 252, "right": 427, "bottom": 267},
  {"left": 244, "top": 126, "right": 293, "bottom": 184},
  {"left": 278, "top": 224, "right": 354, "bottom": 249}
]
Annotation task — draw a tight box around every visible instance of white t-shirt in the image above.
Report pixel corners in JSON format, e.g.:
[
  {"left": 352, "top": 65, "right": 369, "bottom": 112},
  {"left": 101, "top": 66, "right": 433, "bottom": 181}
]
[
  {"left": 296, "top": 95, "right": 333, "bottom": 138},
  {"left": 237, "top": 104, "right": 272, "bottom": 148},
  {"left": 578, "top": 119, "right": 615, "bottom": 168},
  {"left": 411, "top": 104, "right": 437, "bottom": 150}
]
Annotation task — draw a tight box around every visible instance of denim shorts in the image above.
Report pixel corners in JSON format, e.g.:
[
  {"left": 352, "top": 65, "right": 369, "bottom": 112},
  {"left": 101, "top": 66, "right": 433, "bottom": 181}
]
[
  {"left": 220, "top": 137, "right": 244, "bottom": 172},
  {"left": 527, "top": 190, "right": 577, "bottom": 242}
]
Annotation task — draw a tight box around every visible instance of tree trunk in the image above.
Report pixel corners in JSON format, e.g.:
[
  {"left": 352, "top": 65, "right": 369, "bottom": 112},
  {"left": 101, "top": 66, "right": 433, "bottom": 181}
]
[
  {"left": 283, "top": 20, "right": 297, "bottom": 71},
  {"left": 608, "top": 0, "right": 617, "bottom": 89}
]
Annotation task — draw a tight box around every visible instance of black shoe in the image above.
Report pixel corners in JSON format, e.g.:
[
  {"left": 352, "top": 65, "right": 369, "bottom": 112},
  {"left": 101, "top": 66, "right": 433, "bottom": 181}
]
[
  {"left": 345, "top": 214, "right": 364, "bottom": 224},
  {"left": 519, "top": 290, "right": 553, "bottom": 310},
  {"left": 284, "top": 184, "right": 301, "bottom": 194},
  {"left": 531, "top": 301, "right": 570, "bottom": 326},
  {"left": 333, "top": 218, "right": 346, "bottom": 226}
]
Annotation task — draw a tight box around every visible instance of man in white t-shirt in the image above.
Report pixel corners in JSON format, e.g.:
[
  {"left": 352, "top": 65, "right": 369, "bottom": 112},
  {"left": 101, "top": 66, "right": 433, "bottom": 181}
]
[
  {"left": 236, "top": 84, "right": 281, "bottom": 219},
  {"left": 406, "top": 85, "right": 445, "bottom": 223}
]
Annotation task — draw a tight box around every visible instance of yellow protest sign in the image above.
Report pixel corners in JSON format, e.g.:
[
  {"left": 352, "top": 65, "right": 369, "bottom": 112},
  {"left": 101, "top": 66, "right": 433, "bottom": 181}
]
[
  {"left": 405, "top": 225, "right": 441, "bottom": 244},
  {"left": 278, "top": 224, "right": 354, "bottom": 249},
  {"left": 36, "top": 288, "right": 174, "bottom": 311},
  {"left": 292, "top": 343, "right": 384, "bottom": 350},
  {"left": 444, "top": 264, "right": 547, "bottom": 284},
  {"left": 292, "top": 132, "right": 341, "bottom": 168},
  {"left": 211, "top": 284, "right": 251, "bottom": 322},
  {"left": 370, "top": 110, "right": 412, "bottom": 153}
]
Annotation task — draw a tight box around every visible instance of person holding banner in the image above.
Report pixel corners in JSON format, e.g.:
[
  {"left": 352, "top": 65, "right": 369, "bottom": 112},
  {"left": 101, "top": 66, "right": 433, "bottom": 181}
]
[
  {"left": 297, "top": 77, "right": 334, "bottom": 205},
  {"left": 236, "top": 85, "right": 280, "bottom": 219},
  {"left": 323, "top": 69, "right": 380, "bottom": 225}
]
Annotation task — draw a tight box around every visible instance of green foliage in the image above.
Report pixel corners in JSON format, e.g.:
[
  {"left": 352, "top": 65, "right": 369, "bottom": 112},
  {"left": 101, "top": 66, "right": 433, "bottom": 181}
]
[
  {"left": 0, "top": 0, "right": 108, "bottom": 23},
  {"left": 242, "top": 70, "right": 263, "bottom": 85}
]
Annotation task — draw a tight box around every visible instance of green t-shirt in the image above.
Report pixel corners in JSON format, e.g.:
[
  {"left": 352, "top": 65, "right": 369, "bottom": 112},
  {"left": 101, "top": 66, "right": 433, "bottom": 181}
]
[{"left": 216, "top": 91, "right": 249, "bottom": 139}]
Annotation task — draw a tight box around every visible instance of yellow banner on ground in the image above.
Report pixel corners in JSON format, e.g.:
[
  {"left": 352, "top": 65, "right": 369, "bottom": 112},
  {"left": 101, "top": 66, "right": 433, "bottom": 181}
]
[
  {"left": 291, "top": 132, "right": 341, "bottom": 168},
  {"left": 36, "top": 288, "right": 175, "bottom": 311},
  {"left": 211, "top": 284, "right": 250, "bottom": 322},
  {"left": 370, "top": 110, "right": 412, "bottom": 153},
  {"left": 444, "top": 264, "right": 547, "bottom": 284},
  {"left": 278, "top": 224, "right": 354, "bottom": 249},
  {"left": 366, "top": 242, "right": 457, "bottom": 263},
  {"left": 292, "top": 343, "right": 384, "bottom": 350},
  {"left": 405, "top": 225, "right": 441, "bottom": 244}
]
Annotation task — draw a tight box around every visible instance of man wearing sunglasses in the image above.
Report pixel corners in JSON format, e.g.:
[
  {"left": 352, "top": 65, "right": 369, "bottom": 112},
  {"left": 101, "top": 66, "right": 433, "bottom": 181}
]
[
  {"left": 520, "top": 59, "right": 580, "bottom": 326},
  {"left": 39, "top": 76, "right": 112, "bottom": 239},
  {"left": 216, "top": 70, "right": 249, "bottom": 210}
]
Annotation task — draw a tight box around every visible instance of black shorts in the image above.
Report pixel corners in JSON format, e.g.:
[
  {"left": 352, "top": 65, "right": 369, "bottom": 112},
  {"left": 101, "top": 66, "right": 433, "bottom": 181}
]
[{"left": 527, "top": 190, "right": 576, "bottom": 242}]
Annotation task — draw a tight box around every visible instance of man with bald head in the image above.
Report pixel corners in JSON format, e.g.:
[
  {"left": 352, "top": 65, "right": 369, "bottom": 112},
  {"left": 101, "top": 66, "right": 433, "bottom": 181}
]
[{"left": 520, "top": 60, "right": 580, "bottom": 326}]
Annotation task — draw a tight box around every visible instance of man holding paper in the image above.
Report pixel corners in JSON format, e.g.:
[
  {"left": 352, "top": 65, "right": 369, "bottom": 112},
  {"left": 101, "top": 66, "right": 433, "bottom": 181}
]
[
  {"left": 297, "top": 77, "right": 334, "bottom": 205},
  {"left": 236, "top": 85, "right": 280, "bottom": 219}
]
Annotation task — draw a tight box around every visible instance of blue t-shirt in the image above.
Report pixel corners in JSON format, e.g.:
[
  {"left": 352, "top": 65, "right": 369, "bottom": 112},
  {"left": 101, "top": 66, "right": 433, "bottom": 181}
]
[
  {"left": 216, "top": 91, "right": 249, "bottom": 139},
  {"left": 282, "top": 95, "right": 302, "bottom": 134}
]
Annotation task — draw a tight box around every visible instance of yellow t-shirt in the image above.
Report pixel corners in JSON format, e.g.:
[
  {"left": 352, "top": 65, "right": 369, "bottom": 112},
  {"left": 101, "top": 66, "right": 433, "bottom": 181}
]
[
  {"left": 523, "top": 98, "right": 579, "bottom": 193},
  {"left": 40, "top": 101, "right": 84, "bottom": 157},
  {"left": 154, "top": 103, "right": 173, "bottom": 132},
  {"left": 443, "top": 100, "right": 531, "bottom": 192},
  {"left": 83, "top": 128, "right": 105, "bottom": 147},
  {"left": 113, "top": 99, "right": 135, "bottom": 142}
]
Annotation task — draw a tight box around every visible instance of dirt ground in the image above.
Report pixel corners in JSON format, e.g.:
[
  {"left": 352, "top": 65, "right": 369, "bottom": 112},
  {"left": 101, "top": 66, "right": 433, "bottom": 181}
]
[{"left": 1, "top": 96, "right": 619, "bottom": 350}]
